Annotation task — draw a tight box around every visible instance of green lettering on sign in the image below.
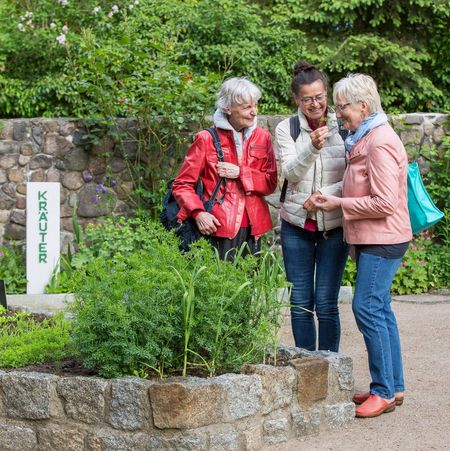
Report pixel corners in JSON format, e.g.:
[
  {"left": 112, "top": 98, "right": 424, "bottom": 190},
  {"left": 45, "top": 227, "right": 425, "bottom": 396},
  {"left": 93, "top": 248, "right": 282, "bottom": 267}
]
[
  {"left": 37, "top": 190, "right": 49, "bottom": 265},
  {"left": 38, "top": 201, "right": 47, "bottom": 211}
]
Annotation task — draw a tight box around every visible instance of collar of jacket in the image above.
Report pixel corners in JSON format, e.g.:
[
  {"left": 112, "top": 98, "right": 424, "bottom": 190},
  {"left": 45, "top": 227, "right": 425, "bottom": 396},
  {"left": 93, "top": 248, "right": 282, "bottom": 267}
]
[{"left": 213, "top": 109, "right": 257, "bottom": 157}]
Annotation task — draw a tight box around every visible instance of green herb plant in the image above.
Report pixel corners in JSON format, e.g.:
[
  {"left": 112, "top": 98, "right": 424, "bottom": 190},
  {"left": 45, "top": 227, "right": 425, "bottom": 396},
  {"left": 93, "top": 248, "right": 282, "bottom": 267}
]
[
  {"left": 173, "top": 264, "right": 207, "bottom": 377},
  {"left": 67, "top": 219, "right": 287, "bottom": 378},
  {"left": 251, "top": 249, "right": 290, "bottom": 366},
  {"left": 0, "top": 307, "right": 71, "bottom": 367}
]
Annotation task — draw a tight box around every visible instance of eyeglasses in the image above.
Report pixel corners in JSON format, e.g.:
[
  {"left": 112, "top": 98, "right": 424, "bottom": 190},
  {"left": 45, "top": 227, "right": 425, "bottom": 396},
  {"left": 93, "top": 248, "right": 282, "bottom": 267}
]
[
  {"left": 300, "top": 93, "right": 327, "bottom": 105},
  {"left": 335, "top": 102, "right": 351, "bottom": 112}
]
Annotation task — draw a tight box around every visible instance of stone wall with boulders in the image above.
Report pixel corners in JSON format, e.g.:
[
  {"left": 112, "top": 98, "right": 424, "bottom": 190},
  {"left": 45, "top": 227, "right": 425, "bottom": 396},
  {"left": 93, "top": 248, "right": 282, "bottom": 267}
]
[
  {"left": 0, "top": 346, "right": 354, "bottom": 450},
  {"left": 0, "top": 113, "right": 448, "bottom": 248}
]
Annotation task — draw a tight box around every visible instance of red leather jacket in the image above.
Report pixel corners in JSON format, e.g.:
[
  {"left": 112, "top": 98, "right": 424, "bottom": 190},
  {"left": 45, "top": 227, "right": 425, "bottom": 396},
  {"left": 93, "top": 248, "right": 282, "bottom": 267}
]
[{"left": 172, "top": 126, "right": 277, "bottom": 239}]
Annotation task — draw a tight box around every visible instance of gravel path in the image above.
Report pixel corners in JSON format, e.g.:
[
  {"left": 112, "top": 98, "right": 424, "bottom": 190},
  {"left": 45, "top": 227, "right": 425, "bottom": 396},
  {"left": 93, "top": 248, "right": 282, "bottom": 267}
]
[{"left": 268, "top": 299, "right": 450, "bottom": 451}]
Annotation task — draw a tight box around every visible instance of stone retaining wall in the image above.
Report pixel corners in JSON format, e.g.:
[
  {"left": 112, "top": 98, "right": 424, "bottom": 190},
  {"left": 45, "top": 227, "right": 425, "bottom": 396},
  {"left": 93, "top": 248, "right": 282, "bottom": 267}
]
[
  {"left": 0, "top": 346, "right": 354, "bottom": 450},
  {"left": 0, "top": 113, "right": 448, "bottom": 248}
]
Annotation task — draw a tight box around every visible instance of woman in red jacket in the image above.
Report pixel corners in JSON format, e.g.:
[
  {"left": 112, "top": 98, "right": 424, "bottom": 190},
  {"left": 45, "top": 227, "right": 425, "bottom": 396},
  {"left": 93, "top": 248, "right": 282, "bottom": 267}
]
[
  {"left": 172, "top": 77, "right": 277, "bottom": 260},
  {"left": 314, "top": 73, "right": 412, "bottom": 418}
]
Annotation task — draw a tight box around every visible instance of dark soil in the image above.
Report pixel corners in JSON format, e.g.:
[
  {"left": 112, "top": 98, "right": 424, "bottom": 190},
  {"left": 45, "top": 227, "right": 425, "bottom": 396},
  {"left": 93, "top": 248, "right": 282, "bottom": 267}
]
[
  {"left": 5, "top": 307, "right": 49, "bottom": 323},
  {"left": 2, "top": 358, "right": 99, "bottom": 377},
  {"left": 3, "top": 357, "right": 290, "bottom": 380}
]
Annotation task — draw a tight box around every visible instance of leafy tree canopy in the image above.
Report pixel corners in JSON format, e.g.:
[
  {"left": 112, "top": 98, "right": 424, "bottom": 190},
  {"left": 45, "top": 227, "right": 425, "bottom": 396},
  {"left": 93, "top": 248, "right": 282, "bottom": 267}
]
[{"left": 0, "top": 0, "right": 448, "bottom": 118}]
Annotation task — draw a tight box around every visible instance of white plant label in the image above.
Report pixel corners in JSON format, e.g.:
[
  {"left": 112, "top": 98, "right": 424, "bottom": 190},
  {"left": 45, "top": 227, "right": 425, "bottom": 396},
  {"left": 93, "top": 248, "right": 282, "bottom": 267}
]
[{"left": 26, "top": 182, "right": 60, "bottom": 294}]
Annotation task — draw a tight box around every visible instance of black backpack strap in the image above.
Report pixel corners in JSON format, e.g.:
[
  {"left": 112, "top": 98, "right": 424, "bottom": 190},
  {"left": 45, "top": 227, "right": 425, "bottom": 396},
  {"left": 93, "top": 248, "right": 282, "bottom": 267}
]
[
  {"left": 206, "top": 127, "right": 224, "bottom": 162},
  {"left": 203, "top": 175, "right": 223, "bottom": 212},
  {"left": 280, "top": 115, "right": 301, "bottom": 203},
  {"left": 279, "top": 179, "right": 289, "bottom": 203},
  {"left": 289, "top": 115, "right": 301, "bottom": 142},
  {"left": 205, "top": 127, "right": 226, "bottom": 206}
]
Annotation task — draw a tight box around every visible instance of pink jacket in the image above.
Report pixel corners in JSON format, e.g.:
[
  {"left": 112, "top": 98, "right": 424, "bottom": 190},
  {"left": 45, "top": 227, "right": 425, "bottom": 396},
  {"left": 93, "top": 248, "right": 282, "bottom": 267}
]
[{"left": 341, "top": 124, "right": 412, "bottom": 245}]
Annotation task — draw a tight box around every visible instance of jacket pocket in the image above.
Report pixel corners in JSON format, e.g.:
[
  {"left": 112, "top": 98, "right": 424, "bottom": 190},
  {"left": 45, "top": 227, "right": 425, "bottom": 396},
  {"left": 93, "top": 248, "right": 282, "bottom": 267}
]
[
  {"left": 249, "top": 144, "right": 267, "bottom": 159},
  {"left": 348, "top": 148, "right": 362, "bottom": 161}
]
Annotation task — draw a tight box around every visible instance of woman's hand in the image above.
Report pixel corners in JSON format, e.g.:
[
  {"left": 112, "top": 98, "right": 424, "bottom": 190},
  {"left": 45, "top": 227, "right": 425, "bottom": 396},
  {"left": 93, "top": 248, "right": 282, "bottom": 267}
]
[
  {"left": 303, "top": 192, "right": 321, "bottom": 212},
  {"left": 310, "top": 125, "right": 330, "bottom": 150},
  {"left": 195, "top": 211, "right": 221, "bottom": 235},
  {"left": 312, "top": 195, "right": 342, "bottom": 212},
  {"left": 217, "top": 162, "right": 240, "bottom": 179}
]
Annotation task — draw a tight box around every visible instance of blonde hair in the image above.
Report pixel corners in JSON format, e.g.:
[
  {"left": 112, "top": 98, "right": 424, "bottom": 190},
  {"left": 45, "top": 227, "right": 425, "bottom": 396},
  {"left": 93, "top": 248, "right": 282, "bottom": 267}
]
[{"left": 333, "top": 73, "right": 383, "bottom": 114}]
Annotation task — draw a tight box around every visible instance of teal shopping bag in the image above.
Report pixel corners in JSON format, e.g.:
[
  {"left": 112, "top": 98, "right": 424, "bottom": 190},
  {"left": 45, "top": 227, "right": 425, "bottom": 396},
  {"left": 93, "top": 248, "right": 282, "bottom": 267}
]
[{"left": 407, "top": 162, "right": 444, "bottom": 234}]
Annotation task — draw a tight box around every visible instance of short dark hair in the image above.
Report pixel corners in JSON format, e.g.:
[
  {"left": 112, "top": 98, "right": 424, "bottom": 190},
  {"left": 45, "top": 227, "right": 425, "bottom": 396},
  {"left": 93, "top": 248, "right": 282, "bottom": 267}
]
[{"left": 291, "top": 61, "right": 328, "bottom": 95}]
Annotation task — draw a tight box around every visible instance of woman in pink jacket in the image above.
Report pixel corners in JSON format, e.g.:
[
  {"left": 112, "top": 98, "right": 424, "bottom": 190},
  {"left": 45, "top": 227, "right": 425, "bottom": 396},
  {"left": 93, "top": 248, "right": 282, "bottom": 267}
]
[{"left": 314, "top": 73, "right": 412, "bottom": 418}]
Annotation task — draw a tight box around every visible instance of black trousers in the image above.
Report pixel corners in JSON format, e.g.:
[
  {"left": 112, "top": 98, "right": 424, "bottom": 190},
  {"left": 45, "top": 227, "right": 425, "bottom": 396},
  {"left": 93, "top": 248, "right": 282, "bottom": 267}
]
[{"left": 208, "top": 227, "right": 260, "bottom": 261}]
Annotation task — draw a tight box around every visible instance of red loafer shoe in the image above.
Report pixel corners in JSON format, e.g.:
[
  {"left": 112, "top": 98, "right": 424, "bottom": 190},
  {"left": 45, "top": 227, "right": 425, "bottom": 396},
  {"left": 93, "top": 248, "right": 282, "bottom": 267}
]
[
  {"left": 353, "top": 391, "right": 404, "bottom": 406},
  {"left": 355, "top": 394, "right": 396, "bottom": 418},
  {"left": 353, "top": 392, "right": 371, "bottom": 404}
]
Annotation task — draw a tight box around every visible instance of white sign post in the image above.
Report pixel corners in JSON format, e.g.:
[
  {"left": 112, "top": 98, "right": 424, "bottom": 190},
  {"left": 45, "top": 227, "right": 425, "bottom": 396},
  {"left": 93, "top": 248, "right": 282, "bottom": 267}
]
[{"left": 26, "top": 182, "right": 60, "bottom": 294}]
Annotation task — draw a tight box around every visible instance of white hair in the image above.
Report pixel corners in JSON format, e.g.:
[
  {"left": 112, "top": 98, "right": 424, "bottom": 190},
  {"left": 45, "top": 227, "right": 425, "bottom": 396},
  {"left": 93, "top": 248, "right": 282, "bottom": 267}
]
[
  {"left": 333, "top": 73, "right": 383, "bottom": 114},
  {"left": 215, "top": 77, "right": 261, "bottom": 110}
]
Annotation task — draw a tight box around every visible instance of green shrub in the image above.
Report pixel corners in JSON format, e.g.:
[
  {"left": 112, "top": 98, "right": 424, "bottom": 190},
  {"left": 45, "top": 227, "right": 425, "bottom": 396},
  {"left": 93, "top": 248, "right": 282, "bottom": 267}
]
[
  {"left": 421, "top": 132, "right": 450, "bottom": 243},
  {"left": 341, "top": 257, "right": 356, "bottom": 288},
  {"left": 0, "top": 308, "right": 71, "bottom": 367},
  {"left": 1, "top": 0, "right": 448, "bottom": 118},
  {"left": 341, "top": 233, "right": 449, "bottom": 295},
  {"left": 4, "top": 2, "right": 448, "bottom": 215},
  {"left": 393, "top": 234, "right": 449, "bottom": 295},
  {"left": 67, "top": 220, "right": 286, "bottom": 378},
  {"left": 0, "top": 245, "right": 26, "bottom": 294},
  {"left": 47, "top": 215, "right": 182, "bottom": 293}
]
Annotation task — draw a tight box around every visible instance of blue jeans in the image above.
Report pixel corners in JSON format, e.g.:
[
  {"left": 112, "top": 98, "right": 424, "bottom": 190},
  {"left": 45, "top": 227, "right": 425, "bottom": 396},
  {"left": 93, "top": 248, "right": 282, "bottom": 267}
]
[
  {"left": 353, "top": 251, "right": 405, "bottom": 399},
  {"left": 281, "top": 220, "right": 349, "bottom": 352}
]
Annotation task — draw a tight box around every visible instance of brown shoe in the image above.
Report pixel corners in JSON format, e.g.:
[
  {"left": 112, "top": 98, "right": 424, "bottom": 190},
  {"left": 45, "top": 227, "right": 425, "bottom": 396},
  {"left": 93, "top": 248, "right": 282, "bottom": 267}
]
[
  {"left": 355, "top": 394, "right": 396, "bottom": 418},
  {"left": 353, "top": 391, "right": 404, "bottom": 406}
]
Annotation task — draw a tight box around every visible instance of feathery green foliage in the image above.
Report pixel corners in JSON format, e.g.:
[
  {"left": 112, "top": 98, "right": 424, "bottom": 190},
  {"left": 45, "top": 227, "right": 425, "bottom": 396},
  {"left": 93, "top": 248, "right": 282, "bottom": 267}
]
[
  {"left": 0, "top": 307, "right": 71, "bottom": 367},
  {"left": 66, "top": 219, "right": 287, "bottom": 378}
]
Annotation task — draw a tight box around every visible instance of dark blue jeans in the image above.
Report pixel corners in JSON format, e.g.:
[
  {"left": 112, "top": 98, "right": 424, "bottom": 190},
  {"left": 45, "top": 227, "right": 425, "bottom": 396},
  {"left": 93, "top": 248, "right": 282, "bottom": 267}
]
[
  {"left": 281, "top": 220, "right": 349, "bottom": 352},
  {"left": 353, "top": 251, "right": 405, "bottom": 399}
]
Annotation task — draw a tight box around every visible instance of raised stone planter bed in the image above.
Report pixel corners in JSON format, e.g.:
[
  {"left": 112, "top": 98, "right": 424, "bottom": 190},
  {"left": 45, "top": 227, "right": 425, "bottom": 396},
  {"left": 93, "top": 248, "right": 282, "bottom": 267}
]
[
  {"left": 0, "top": 346, "right": 354, "bottom": 450},
  {"left": 6, "top": 293, "right": 74, "bottom": 314}
]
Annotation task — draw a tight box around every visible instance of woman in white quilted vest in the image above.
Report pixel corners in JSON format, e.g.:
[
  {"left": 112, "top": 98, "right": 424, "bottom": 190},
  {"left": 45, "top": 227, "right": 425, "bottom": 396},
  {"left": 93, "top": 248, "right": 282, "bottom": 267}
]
[{"left": 275, "top": 61, "right": 349, "bottom": 352}]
